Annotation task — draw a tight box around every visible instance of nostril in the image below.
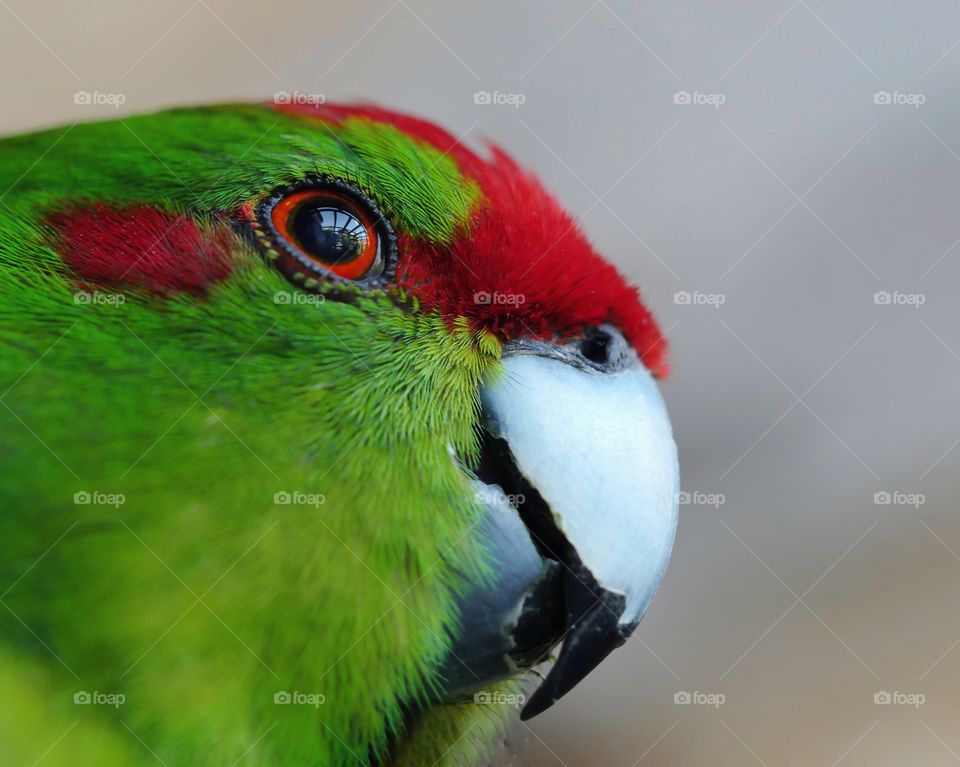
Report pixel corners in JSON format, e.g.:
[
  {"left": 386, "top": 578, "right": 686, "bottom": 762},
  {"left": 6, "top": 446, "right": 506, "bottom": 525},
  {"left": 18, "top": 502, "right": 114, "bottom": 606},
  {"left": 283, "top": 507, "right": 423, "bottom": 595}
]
[{"left": 579, "top": 328, "right": 612, "bottom": 365}]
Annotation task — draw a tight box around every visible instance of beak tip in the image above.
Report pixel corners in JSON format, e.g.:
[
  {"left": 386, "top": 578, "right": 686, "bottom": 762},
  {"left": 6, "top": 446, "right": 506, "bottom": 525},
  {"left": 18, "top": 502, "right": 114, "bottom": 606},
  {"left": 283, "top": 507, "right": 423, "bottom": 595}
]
[
  {"left": 519, "top": 582, "right": 632, "bottom": 720},
  {"left": 519, "top": 692, "right": 552, "bottom": 721}
]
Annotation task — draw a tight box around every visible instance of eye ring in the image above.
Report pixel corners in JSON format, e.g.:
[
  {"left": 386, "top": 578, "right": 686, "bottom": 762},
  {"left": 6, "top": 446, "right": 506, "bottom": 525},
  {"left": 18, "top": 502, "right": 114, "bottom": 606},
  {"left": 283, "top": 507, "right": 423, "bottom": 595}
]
[{"left": 253, "top": 178, "right": 397, "bottom": 290}]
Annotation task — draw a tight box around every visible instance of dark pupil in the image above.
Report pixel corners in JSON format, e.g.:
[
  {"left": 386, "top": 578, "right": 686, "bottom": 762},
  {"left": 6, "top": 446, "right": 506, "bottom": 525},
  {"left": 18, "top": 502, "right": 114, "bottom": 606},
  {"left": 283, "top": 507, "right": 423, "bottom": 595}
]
[{"left": 290, "top": 202, "right": 368, "bottom": 265}]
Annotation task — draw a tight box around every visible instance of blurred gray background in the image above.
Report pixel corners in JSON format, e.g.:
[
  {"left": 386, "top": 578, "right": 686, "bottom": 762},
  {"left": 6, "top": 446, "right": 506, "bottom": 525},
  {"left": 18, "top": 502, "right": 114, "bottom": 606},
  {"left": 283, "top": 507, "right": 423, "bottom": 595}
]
[{"left": 4, "top": 1, "right": 960, "bottom": 764}]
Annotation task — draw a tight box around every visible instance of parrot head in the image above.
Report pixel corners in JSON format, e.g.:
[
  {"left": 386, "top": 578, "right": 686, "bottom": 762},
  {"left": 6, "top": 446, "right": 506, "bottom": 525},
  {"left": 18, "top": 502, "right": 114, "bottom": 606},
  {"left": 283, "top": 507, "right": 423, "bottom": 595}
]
[{"left": 0, "top": 102, "right": 677, "bottom": 766}]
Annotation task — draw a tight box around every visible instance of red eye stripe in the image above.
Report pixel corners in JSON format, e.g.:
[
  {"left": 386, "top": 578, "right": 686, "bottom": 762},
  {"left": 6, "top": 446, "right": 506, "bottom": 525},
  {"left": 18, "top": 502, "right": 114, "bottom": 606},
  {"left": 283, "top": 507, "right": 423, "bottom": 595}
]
[{"left": 48, "top": 204, "right": 233, "bottom": 296}]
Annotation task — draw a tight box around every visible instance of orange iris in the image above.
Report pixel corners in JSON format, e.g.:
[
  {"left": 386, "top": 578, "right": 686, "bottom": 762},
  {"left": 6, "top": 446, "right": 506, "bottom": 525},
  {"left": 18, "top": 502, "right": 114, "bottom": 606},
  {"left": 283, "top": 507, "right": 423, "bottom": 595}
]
[{"left": 270, "top": 189, "right": 380, "bottom": 280}]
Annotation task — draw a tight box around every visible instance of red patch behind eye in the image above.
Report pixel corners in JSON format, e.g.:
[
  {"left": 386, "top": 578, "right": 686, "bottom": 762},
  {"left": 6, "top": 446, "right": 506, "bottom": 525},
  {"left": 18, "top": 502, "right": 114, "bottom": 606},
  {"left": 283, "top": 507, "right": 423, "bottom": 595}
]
[
  {"left": 276, "top": 102, "right": 669, "bottom": 377},
  {"left": 49, "top": 204, "right": 232, "bottom": 296},
  {"left": 396, "top": 150, "right": 669, "bottom": 377}
]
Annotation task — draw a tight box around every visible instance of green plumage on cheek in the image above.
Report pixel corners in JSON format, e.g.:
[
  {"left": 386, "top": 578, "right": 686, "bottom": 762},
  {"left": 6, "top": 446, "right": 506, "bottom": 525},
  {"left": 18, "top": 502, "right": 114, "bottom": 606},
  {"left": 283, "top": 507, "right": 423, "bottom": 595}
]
[{"left": 0, "top": 222, "right": 506, "bottom": 765}]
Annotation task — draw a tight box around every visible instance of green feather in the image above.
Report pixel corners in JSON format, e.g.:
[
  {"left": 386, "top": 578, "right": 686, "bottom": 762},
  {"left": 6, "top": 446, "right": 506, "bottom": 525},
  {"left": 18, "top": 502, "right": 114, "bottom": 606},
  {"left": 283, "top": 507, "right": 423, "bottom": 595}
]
[{"left": 0, "top": 104, "right": 511, "bottom": 766}]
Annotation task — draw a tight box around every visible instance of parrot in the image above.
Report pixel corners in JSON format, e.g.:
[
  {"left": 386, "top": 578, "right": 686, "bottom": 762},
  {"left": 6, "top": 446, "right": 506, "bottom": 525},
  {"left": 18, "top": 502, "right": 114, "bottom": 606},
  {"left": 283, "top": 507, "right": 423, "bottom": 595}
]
[{"left": 0, "top": 101, "right": 679, "bottom": 767}]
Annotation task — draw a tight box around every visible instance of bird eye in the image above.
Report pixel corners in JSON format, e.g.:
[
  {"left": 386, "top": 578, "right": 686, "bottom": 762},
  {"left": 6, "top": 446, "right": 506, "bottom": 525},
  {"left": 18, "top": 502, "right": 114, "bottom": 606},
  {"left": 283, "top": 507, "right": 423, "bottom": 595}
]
[{"left": 254, "top": 179, "right": 396, "bottom": 286}]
